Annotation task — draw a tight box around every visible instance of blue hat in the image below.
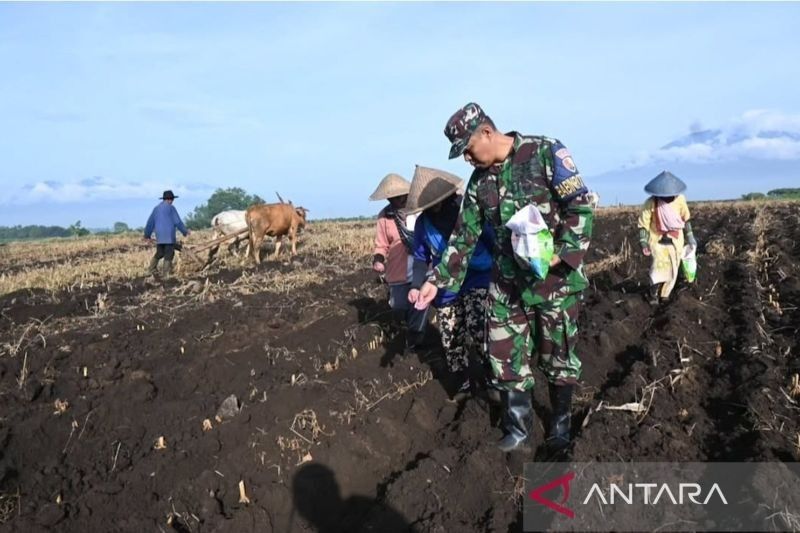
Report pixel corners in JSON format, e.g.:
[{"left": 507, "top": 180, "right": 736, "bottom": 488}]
[{"left": 644, "top": 171, "right": 687, "bottom": 197}]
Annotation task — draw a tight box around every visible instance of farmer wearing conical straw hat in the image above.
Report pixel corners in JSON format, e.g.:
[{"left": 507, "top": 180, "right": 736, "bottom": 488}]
[
  {"left": 416, "top": 103, "right": 595, "bottom": 454},
  {"left": 369, "top": 173, "right": 429, "bottom": 353},
  {"left": 637, "top": 171, "right": 698, "bottom": 304},
  {"left": 404, "top": 166, "right": 495, "bottom": 402}
]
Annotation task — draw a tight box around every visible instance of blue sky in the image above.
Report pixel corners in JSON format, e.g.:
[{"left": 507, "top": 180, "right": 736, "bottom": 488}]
[{"left": 1, "top": 2, "right": 798, "bottom": 227}]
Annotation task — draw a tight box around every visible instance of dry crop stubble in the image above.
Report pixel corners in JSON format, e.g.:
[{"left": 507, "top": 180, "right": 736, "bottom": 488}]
[
  {"left": 0, "top": 221, "right": 375, "bottom": 296},
  {"left": 2, "top": 202, "right": 800, "bottom": 532}
]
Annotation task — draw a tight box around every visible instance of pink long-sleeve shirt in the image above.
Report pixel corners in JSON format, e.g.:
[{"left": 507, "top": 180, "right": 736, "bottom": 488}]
[{"left": 373, "top": 206, "right": 412, "bottom": 285}]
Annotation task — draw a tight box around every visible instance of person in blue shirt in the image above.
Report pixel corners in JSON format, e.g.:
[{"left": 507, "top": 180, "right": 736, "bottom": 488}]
[
  {"left": 143, "top": 190, "right": 190, "bottom": 277},
  {"left": 405, "top": 166, "right": 494, "bottom": 402}
]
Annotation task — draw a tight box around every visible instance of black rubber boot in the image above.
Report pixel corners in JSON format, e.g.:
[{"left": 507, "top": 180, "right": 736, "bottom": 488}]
[
  {"left": 146, "top": 256, "right": 160, "bottom": 276},
  {"left": 161, "top": 259, "right": 174, "bottom": 278},
  {"left": 496, "top": 390, "right": 534, "bottom": 453},
  {"left": 404, "top": 330, "right": 425, "bottom": 356},
  {"left": 449, "top": 371, "right": 472, "bottom": 403},
  {"left": 480, "top": 365, "right": 502, "bottom": 404},
  {"left": 547, "top": 384, "right": 574, "bottom": 453},
  {"left": 648, "top": 283, "right": 662, "bottom": 305},
  {"left": 485, "top": 386, "right": 502, "bottom": 405}
]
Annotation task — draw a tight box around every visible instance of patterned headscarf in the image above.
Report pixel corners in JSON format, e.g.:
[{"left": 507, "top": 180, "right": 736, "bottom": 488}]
[{"left": 385, "top": 205, "right": 414, "bottom": 253}]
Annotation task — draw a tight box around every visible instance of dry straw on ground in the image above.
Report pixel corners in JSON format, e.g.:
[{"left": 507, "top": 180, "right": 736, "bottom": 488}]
[
  {"left": 3, "top": 203, "right": 796, "bottom": 297},
  {"left": 0, "top": 221, "right": 375, "bottom": 296}
]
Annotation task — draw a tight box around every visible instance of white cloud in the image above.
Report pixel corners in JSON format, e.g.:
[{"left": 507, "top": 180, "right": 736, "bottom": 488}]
[
  {"left": 737, "top": 109, "right": 800, "bottom": 133},
  {"left": 625, "top": 110, "right": 800, "bottom": 168},
  {"left": 0, "top": 176, "right": 214, "bottom": 205}
]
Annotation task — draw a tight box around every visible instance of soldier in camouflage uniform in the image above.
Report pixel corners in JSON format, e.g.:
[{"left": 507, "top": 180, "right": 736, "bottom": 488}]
[{"left": 417, "top": 103, "right": 594, "bottom": 453}]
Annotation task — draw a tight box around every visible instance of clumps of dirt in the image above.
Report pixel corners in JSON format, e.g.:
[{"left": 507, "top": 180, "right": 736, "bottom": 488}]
[
  {"left": 573, "top": 204, "right": 800, "bottom": 465},
  {"left": 0, "top": 203, "right": 798, "bottom": 532}
]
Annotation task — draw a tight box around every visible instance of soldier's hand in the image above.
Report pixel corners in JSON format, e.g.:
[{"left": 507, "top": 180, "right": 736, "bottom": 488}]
[
  {"left": 415, "top": 282, "right": 438, "bottom": 310},
  {"left": 186, "top": 229, "right": 192, "bottom": 236},
  {"left": 549, "top": 255, "right": 562, "bottom": 267},
  {"left": 643, "top": 247, "right": 651, "bottom": 256},
  {"left": 372, "top": 262, "right": 385, "bottom": 273},
  {"left": 408, "top": 289, "right": 420, "bottom": 304}
]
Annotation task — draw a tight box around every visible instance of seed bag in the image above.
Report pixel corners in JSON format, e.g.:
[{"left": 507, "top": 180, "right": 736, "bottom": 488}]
[
  {"left": 682, "top": 244, "right": 697, "bottom": 283},
  {"left": 505, "top": 205, "right": 554, "bottom": 280}
]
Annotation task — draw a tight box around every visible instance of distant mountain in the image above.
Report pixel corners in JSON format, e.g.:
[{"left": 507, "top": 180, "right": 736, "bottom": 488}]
[
  {"left": 661, "top": 128, "right": 800, "bottom": 150},
  {"left": 590, "top": 158, "right": 799, "bottom": 206},
  {"left": 661, "top": 129, "right": 722, "bottom": 149},
  {"left": 590, "top": 111, "right": 800, "bottom": 206}
]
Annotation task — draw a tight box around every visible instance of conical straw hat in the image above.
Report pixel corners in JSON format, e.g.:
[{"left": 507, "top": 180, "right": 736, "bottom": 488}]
[
  {"left": 644, "top": 170, "right": 687, "bottom": 197},
  {"left": 403, "top": 165, "right": 464, "bottom": 214},
  {"left": 369, "top": 173, "right": 411, "bottom": 201}
]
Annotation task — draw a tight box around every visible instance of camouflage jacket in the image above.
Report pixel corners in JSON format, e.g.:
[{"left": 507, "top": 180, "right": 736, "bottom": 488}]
[{"left": 433, "top": 132, "right": 594, "bottom": 305}]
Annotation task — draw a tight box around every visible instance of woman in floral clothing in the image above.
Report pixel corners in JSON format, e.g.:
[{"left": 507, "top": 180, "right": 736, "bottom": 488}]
[{"left": 405, "top": 166, "right": 494, "bottom": 401}]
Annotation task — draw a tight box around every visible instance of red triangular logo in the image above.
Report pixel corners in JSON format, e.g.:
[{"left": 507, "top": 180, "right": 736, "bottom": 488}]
[{"left": 529, "top": 471, "right": 575, "bottom": 518}]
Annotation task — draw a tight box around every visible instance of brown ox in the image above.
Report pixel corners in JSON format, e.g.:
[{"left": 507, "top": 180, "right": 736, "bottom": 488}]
[{"left": 246, "top": 203, "right": 309, "bottom": 264}]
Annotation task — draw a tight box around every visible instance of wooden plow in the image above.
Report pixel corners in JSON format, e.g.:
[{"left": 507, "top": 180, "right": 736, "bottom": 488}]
[{"left": 181, "top": 227, "right": 249, "bottom": 266}]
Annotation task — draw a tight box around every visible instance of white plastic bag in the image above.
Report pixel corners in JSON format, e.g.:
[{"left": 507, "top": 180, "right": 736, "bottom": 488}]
[
  {"left": 505, "top": 205, "right": 554, "bottom": 279},
  {"left": 404, "top": 213, "right": 419, "bottom": 281}
]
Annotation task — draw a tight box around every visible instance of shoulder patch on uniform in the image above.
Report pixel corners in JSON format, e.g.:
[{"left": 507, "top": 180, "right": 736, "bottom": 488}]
[
  {"left": 554, "top": 147, "right": 577, "bottom": 172},
  {"left": 550, "top": 141, "right": 587, "bottom": 201}
]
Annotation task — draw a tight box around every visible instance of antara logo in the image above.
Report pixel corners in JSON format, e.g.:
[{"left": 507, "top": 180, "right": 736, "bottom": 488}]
[
  {"left": 529, "top": 472, "right": 729, "bottom": 518},
  {"left": 529, "top": 472, "right": 576, "bottom": 518},
  {"left": 583, "top": 482, "right": 728, "bottom": 506}
]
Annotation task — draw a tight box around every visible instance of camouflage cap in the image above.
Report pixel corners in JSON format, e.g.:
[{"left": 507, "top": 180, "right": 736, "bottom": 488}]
[{"left": 444, "top": 102, "right": 490, "bottom": 159}]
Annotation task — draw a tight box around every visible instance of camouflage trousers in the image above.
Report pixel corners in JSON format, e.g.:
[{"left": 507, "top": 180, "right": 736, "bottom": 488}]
[
  {"left": 486, "top": 277, "right": 583, "bottom": 392},
  {"left": 436, "top": 288, "right": 489, "bottom": 374}
]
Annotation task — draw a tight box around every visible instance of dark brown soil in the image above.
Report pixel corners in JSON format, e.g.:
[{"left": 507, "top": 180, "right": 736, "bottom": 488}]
[{"left": 1, "top": 203, "right": 798, "bottom": 532}]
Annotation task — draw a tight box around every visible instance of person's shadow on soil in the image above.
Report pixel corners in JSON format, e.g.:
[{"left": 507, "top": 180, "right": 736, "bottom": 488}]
[{"left": 292, "top": 463, "right": 413, "bottom": 533}]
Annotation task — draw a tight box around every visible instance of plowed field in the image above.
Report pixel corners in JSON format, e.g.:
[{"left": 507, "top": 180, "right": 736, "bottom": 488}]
[{"left": 1, "top": 202, "right": 798, "bottom": 532}]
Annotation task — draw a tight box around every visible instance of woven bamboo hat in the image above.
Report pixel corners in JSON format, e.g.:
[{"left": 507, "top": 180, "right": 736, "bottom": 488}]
[
  {"left": 403, "top": 165, "right": 464, "bottom": 214},
  {"left": 369, "top": 173, "right": 411, "bottom": 201}
]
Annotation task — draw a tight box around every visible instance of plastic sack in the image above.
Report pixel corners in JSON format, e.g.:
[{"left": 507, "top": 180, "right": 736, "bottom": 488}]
[
  {"left": 505, "top": 205, "right": 554, "bottom": 279},
  {"left": 681, "top": 244, "right": 697, "bottom": 283},
  {"left": 404, "top": 213, "right": 419, "bottom": 281}
]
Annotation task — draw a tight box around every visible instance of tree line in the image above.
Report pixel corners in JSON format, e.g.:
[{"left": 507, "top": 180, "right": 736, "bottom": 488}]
[
  {"left": 0, "top": 221, "right": 135, "bottom": 242},
  {"left": 741, "top": 188, "right": 800, "bottom": 201},
  {"left": 183, "top": 187, "right": 381, "bottom": 228},
  {"left": 3, "top": 186, "right": 377, "bottom": 242},
  {"left": 0, "top": 187, "right": 267, "bottom": 241},
  {"left": 185, "top": 187, "right": 265, "bottom": 229}
]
